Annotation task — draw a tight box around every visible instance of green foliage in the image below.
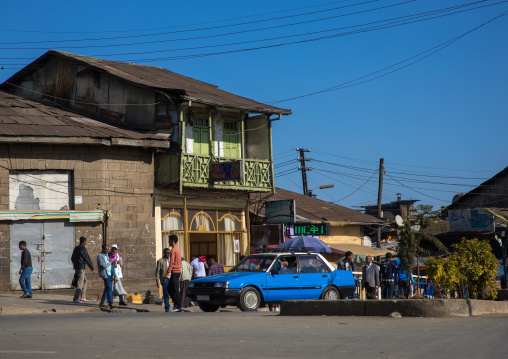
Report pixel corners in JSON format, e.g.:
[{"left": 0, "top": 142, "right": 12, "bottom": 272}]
[
  {"left": 448, "top": 238, "right": 498, "bottom": 300},
  {"left": 425, "top": 257, "right": 461, "bottom": 298},
  {"left": 396, "top": 205, "right": 448, "bottom": 284}
]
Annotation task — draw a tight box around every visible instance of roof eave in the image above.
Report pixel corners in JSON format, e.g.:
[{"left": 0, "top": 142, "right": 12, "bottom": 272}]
[
  {"left": 181, "top": 95, "right": 292, "bottom": 116},
  {"left": 0, "top": 136, "right": 170, "bottom": 148}
]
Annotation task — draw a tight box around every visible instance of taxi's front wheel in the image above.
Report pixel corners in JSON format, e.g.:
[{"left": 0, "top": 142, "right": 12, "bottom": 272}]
[{"left": 238, "top": 286, "right": 261, "bottom": 311}]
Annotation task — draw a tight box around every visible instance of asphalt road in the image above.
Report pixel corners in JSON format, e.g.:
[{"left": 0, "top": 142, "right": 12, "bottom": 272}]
[{"left": 0, "top": 311, "right": 506, "bottom": 358}]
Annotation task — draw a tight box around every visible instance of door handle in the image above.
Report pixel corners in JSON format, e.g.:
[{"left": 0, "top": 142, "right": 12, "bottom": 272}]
[
  {"left": 322, "top": 275, "right": 328, "bottom": 277},
  {"left": 293, "top": 276, "right": 299, "bottom": 278}
]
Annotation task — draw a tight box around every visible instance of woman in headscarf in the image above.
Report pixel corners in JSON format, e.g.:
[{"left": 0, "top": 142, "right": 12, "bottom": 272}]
[{"left": 109, "top": 244, "right": 127, "bottom": 306}]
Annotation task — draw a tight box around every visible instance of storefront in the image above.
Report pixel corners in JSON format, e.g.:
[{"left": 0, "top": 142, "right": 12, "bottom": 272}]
[{"left": 156, "top": 195, "right": 250, "bottom": 271}]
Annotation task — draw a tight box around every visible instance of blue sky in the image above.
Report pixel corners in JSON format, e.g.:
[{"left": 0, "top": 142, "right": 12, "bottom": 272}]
[{"left": 1, "top": 0, "right": 507, "bottom": 210}]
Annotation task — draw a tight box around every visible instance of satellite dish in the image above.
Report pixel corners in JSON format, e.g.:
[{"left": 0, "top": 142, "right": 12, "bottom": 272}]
[{"left": 395, "top": 215, "right": 403, "bottom": 227}]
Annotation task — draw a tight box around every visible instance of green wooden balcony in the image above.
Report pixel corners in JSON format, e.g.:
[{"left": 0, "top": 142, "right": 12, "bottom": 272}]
[{"left": 156, "top": 153, "right": 274, "bottom": 192}]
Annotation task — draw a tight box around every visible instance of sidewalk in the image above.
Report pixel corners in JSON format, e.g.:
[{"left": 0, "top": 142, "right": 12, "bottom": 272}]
[{"left": 0, "top": 292, "right": 200, "bottom": 315}]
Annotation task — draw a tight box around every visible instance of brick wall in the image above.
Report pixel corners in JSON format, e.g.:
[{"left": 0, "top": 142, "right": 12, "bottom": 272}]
[{"left": 0, "top": 143, "right": 157, "bottom": 294}]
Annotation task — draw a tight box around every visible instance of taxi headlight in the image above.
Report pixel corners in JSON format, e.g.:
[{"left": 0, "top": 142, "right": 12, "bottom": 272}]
[
  {"left": 188, "top": 282, "right": 195, "bottom": 288},
  {"left": 214, "top": 282, "right": 229, "bottom": 288}
]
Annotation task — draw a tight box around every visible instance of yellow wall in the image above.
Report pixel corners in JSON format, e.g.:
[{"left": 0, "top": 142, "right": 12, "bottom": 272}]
[{"left": 323, "top": 225, "right": 363, "bottom": 245}]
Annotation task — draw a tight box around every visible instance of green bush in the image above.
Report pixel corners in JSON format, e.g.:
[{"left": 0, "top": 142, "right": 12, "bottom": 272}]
[{"left": 448, "top": 238, "right": 498, "bottom": 300}]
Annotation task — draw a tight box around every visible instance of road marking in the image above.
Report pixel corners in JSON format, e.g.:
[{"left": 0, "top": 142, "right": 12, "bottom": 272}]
[{"left": 0, "top": 351, "right": 59, "bottom": 354}]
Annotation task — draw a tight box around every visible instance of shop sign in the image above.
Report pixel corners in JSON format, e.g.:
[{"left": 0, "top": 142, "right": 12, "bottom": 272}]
[
  {"left": 210, "top": 161, "right": 243, "bottom": 182},
  {"left": 293, "top": 223, "right": 330, "bottom": 236}
]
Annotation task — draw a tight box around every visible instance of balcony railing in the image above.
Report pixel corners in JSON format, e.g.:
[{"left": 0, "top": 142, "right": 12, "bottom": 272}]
[{"left": 156, "top": 153, "right": 273, "bottom": 192}]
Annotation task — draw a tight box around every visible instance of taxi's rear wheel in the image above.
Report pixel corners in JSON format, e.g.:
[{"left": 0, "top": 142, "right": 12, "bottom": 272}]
[
  {"left": 238, "top": 286, "right": 261, "bottom": 311},
  {"left": 198, "top": 302, "right": 219, "bottom": 312},
  {"left": 321, "top": 286, "right": 340, "bottom": 300}
]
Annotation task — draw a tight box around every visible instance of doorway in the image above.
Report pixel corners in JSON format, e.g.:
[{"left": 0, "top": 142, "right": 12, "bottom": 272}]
[
  {"left": 10, "top": 220, "right": 74, "bottom": 290},
  {"left": 189, "top": 233, "right": 217, "bottom": 260}
]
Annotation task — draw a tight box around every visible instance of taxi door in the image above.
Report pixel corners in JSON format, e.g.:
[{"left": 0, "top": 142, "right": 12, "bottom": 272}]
[
  {"left": 264, "top": 256, "right": 301, "bottom": 301},
  {"left": 298, "top": 255, "right": 332, "bottom": 299}
]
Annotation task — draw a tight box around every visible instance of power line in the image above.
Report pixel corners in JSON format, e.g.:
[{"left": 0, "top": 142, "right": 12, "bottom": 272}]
[
  {"left": 0, "top": 0, "right": 497, "bottom": 57},
  {"left": 0, "top": 0, "right": 385, "bottom": 45},
  {"left": 267, "top": 4, "right": 508, "bottom": 103},
  {"left": 0, "top": 1, "right": 354, "bottom": 34}
]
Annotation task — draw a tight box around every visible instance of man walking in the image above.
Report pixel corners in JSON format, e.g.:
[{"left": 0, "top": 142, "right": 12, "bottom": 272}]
[
  {"left": 380, "top": 252, "right": 398, "bottom": 299},
  {"left": 18, "top": 241, "right": 33, "bottom": 298},
  {"left": 362, "top": 255, "right": 380, "bottom": 299},
  {"left": 71, "top": 236, "right": 94, "bottom": 303},
  {"left": 164, "top": 235, "right": 182, "bottom": 312},
  {"left": 155, "top": 248, "right": 171, "bottom": 312},
  {"left": 97, "top": 244, "right": 115, "bottom": 309},
  {"left": 337, "top": 251, "right": 355, "bottom": 272},
  {"left": 180, "top": 256, "right": 193, "bottom": 308}
]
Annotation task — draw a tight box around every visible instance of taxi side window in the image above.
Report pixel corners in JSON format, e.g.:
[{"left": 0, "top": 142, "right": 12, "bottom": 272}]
[
  {"left": 278, "top": 256, "right": 297, "bottom": 274},
  {"left": 298, "top": 255, "right": 330, "bottom": 273}
]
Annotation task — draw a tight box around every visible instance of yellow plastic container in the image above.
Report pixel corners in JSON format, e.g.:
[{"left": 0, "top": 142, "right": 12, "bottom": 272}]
[{"left": 125, "top": 293, "right": 142, "bottom": 304}]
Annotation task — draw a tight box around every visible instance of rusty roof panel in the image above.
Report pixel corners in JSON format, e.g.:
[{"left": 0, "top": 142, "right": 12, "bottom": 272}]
[
  {"left": 6, "top": 50, "right": 291, "bottom": 115},
  {"left": 0, "top": 90, "right": 170, "bottom": 144}
]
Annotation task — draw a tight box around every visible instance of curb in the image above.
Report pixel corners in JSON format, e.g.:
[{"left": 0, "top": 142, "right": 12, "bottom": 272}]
[{"left": 280, "top": 299, "right": 508, "bottom": 317}]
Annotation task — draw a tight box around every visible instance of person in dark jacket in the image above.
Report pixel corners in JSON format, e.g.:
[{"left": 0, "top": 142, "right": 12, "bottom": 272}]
[
  {"left": 380, "top": 252, "right": 398, "bottom": 299},
  {"left": 71, "top": 237, "right": 94, "bottom": 303},
  {"left": 18, "top": 241, "right": 33, "bottom": 298},
  {"left": 337, "top": 251, "right": 355, "bottom": 271}
]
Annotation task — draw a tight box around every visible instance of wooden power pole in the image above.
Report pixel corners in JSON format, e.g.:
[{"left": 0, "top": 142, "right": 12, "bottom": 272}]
[
  {"left": 297, "top": 148, "right": 310, "bottom": 196},
  {"left": 376, "top": 158, "right": 384, "bottom": 248}
]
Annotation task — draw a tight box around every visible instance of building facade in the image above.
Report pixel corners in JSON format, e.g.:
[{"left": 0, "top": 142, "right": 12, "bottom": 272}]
[{"left": 0, "top": 50, "right": 290, "bottom": 291}]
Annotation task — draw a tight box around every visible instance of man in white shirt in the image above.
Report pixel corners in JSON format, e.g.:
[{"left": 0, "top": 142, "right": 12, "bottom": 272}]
[{"left": 190, "top": 256, "right": 207, "bottom": 278}]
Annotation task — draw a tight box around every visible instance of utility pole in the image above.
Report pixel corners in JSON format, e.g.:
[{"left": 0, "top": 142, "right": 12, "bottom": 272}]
[
  {"left": 297, "top": 148, "right": 311, "bottom": 196},
  {"left": 376, "top": 158, "right": 384, "bottom": 248}
]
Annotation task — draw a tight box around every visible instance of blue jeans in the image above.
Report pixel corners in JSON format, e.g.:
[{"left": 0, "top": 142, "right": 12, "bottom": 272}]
[
  {"left": 19, "top": 266, "right": 33, "bottom": 296},
  {"left": 101, "top": 276, "right": 113, "bottom": 305},
  {"left": 162, "top": 278, "right": 171, "bottom": 311}
]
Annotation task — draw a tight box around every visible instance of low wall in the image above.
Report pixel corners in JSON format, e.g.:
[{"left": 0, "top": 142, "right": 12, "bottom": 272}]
[{"left": 280, "top": 299, "right": 508, "bottom": 317}]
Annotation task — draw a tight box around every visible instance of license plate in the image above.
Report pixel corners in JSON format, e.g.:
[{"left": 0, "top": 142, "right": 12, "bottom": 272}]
[{"left": 197, "top": 295, "right": 210, "bottom": 301}]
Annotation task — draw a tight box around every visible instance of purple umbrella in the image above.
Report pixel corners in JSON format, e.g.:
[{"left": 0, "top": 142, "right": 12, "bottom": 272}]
[{"left": 276, "top": 235, "right": 332, "bottom": 254}]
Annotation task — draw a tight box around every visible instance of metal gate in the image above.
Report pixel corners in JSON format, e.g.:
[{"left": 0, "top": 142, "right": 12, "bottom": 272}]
[{"left": 10, "top": 220, "right": 75, "bottom": 290}]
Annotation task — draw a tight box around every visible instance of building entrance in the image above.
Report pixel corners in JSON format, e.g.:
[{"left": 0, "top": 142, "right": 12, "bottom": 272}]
[{"left": 189, "top": 233, "right": 217, "bottom": 260}]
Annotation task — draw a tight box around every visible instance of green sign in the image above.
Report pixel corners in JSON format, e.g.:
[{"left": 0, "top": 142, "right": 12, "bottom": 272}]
[{"left": 293, "top": 223, "right": 330, "bottom": 236}]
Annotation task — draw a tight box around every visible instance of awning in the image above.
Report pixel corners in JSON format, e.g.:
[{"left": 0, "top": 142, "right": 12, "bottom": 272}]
[
  {"left": 329, "top": 243, "right": 396, "bottom": 257},
  {"left": 0, "top": 210, "right": 106, "bottom": 222}
]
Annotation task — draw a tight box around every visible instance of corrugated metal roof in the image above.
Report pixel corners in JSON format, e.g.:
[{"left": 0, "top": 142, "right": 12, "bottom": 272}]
[
  {"left": 251, "top": 187, "right": 384, "bottom": 224},
  {"left": 5, "top": 50, "right": 291, "bottom": 115},
  {"left": 0, "top": 90, "right": 170, "bottom": 145}
]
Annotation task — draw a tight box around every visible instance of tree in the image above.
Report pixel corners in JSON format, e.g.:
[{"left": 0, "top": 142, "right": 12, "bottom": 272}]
[
  {"left": 448, "top": 238, "right": 498, "bottom": 299},
  {"left": 426, "top": 257, "right": 461, "bottom": 298},
  {"left": 397, "top": 204, "right": 448, "bottom": 293}
]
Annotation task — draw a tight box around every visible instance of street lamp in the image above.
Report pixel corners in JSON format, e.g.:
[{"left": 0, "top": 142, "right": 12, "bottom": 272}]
[{"left": 307, "top": 184, "right": 334, "bottom": 197}]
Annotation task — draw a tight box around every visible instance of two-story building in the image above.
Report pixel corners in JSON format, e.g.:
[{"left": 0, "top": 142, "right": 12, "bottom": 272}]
[{"left": 0, "top": 50, "right": 291, "bottom": 292}]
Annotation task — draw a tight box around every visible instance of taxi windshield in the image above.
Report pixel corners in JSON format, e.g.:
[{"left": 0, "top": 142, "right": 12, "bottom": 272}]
[{"left": 230, "top": 255, "right": 276, "bottom": 273}]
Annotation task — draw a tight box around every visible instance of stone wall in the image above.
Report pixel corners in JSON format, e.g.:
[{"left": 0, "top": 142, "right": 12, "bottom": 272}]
[{"left": 0, "top": 143, "right": 157, "bottom": 294}]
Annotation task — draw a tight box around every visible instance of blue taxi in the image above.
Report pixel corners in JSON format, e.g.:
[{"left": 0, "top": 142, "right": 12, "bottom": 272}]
[{"left": 186, "top": 250, "right": 355, "bottom": 312}]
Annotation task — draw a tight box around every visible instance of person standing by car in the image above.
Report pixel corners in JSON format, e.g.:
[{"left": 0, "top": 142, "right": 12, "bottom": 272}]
[
  {"left": 362, "top": 255, "right": 379, "bottom": 299},
  {"left": 208, "top": 258, "right": 225, "bottom": 276},
  {"left": 164, "top": 235, "right": 182, "bottom": 312},
  {"left": 18, "top": 241, "right": 33, "bottom": 298},
  {"left": 337, "top": 251, "right": 355, "bottom": 271},
  {"left": 156, "top": 248, "right": 171, "bottom": 312},
  {"left": 190, "top": 255, "right": 207, "bottom": 279},
  {"left": 71, "top": 236, "right": 94, "bottom": 303},
  {"left": 380, "top": 252, "right": 398, "bottom": 299}
]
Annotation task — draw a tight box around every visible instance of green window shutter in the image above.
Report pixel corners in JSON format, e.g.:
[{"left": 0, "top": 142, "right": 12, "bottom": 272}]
[
  {"left": 223, "top": 121, "right": 239, "bottom": 158},
  {"left": 193, "top": 127, "right": 209, "bottom": 155}
]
